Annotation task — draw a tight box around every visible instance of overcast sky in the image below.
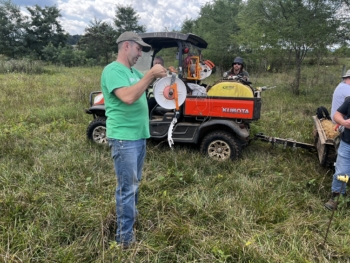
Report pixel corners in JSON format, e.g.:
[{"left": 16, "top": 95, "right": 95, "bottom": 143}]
[{"left": 11, "top": 0, "right": 210, "bottom": 35}]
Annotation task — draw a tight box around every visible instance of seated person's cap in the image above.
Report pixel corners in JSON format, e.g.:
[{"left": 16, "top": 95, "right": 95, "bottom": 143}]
[
  {"left": 233, "top": 57, "right": 243, "bottom": 65},
  {"left": 116, "top": 31, "right": 151, "bottom": 52}
]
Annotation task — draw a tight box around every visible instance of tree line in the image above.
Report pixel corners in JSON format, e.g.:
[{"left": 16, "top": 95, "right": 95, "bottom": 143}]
[
  {"left": 1, "top": 0, "right": 350, "bottom": 93},
  {"left": 184, "top": 0, "right": 350, "bottom": 94},
  {"left": 0, "top": 1, "right": 144, "bottom": 66}
]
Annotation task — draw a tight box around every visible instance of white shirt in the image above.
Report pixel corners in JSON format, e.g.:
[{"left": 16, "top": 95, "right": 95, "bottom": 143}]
[{"left": 331, "top": 81, "right": 350, "bottom": 122}]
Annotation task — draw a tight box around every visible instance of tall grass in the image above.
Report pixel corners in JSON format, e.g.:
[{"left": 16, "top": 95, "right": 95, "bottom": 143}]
[
  {"left": 1, "top": 62, "right": 350, "bottom": 262},
  {"left": 0, "top": 59, "right": 46, "bottom": 74}
]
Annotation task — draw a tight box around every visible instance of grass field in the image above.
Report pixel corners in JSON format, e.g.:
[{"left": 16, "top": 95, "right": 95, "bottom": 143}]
[{"left": 1, "top": 63, "right": 350, "bottom": 262}]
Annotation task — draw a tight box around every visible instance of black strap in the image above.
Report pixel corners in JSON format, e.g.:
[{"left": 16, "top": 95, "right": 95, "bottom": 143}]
[{"left": 316, "top": 106, "right": 331, "bottom": 120}]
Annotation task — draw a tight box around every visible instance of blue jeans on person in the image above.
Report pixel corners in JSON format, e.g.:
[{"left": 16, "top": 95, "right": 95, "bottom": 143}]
[
  {"left": 108, "top": 138, "right": 146, "bottom": 245},
  {"left": 331, "top": 140, "right": 350, "bottom": 194}
]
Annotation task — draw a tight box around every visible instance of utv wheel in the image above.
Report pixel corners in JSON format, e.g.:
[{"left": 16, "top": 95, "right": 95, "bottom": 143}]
[
  {"left": 200, "top": 131, "right": 242, "bottom": 161},
  {"left": 87, "top": 117, "right": 107, "bottom": 144}
]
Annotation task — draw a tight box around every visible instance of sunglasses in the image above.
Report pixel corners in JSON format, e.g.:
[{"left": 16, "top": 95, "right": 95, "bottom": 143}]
[{"left": 233, "top": 63, "right": 242, "bottom": 65}]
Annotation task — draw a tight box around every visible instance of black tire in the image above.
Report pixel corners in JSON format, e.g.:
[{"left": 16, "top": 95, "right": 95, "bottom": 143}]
[
  {"left": 200, "top": 131, "right": 242, "bottom": 161},
  {"left": 87, "top": 117, "right": 107, "bottom": 144}
]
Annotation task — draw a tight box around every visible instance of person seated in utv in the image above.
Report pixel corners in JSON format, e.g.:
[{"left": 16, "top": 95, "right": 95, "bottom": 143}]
[
  {"left": 153, "top": 56, "right": 164, "bottom": 66},
  {"left": 224, "top": 57, "right": 249, "bottom": 81}
]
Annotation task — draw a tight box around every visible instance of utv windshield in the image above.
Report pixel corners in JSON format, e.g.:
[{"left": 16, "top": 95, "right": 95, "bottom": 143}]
[{"left": 134, "top": 50, "right": 154, "bottom": 73}]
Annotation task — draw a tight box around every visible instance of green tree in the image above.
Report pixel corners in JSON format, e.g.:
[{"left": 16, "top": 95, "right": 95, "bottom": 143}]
[
  {"left": 191, "top": 0, "right": 243, "bottom": 72},
  {"left": 42, "top": 42, "right": 59, "bottom": 63},
  {"left": 334, "top": 44, "right": 350, "bottom": 57},
  {"left": 114, "top": 4, "right": 146, "bottom": 36},
  {"left": 43, "top": 43, "right": 87, "bottom": 66},
  {"left": 57, "top": 46, "right": 75, "bottom": 67},
  {"left": 24, "top": 5, "right": 67, "bottom": 58},
  {"left": 78, "top": 19, "right": 117, "bottom": 64},
  {"left": 66, "top": 34, "right": 81, "bottom": 45},
  {"left": 243, "top": 0, "right": 350, "bottom": 94},
  {"left": 0, "top": 0, "right": 26, "bottom": 58},
  {"left": 181, "top": 18, "right": 196, "bottom": 33}
]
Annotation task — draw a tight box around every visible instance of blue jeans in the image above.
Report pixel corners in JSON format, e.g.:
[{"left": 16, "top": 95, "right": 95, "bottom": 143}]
[
  {"left": 108, "top": 138, "right": 146, "bottom": 245},
  {"left": 331, "top": 140, "right": 350, "bottom": 194}
]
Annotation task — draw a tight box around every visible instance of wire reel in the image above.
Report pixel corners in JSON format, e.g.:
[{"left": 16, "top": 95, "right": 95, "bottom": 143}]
[{"left": 153, "top": 76, "right": 187, "bottom": 109}]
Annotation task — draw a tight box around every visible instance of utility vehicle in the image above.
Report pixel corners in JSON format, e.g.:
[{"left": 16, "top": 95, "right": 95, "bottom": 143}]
[{"left": 85, "top": 32, "right": 262, "bottom": 161}]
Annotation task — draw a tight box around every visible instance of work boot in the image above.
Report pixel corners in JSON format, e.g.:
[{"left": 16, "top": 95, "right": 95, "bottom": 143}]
[
  {"left": 120, "top": 241, "right": 136, "bottom": 250},
  {"left": 324, "top": 193, "right": 339, "bottom": 211},
  {"left": 324, "top": 199, "right": 338, "bottom": 211}
]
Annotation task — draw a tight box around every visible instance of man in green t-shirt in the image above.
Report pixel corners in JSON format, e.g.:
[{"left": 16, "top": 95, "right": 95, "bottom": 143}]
[{"left": 101, "top": 31, "right": 166, "bottom": 248}]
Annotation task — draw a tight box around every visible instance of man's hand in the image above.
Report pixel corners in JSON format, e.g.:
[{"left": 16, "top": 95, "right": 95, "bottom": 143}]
[
  {"left": 115, "top": 64, "right": 166, "bottom": 105},
  {"left": 341, "top": 118, "right": 350, "bottom": 129},
  {"left": 334, "top": 111, "right": 350, "bottom": 129},
  {"left": 149, "top": 64, "right": 167, "bottom": 79}
]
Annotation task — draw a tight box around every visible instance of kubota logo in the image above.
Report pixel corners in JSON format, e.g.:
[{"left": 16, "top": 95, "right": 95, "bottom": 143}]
[
  {"left": 222, "top": 108, "right": 249, "bottom": 114},
  {"left": 222, "top": 86, "right": 235, "bottom": 90}
]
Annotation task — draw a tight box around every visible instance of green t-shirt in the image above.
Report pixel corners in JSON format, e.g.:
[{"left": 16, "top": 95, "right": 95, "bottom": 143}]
[{"left": 101, "top": 61, "right": 150, "bottom": 140}]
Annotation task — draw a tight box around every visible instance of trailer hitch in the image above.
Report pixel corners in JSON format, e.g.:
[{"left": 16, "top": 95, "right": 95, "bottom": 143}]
[{"left": 254, "top": 133, "right": 316, "bottom": 151}]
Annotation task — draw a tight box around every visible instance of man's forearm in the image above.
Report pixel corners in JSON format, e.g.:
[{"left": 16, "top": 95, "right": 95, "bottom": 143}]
[{"left": 114, "top": 72, "right": 155, "bottom": 104}]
